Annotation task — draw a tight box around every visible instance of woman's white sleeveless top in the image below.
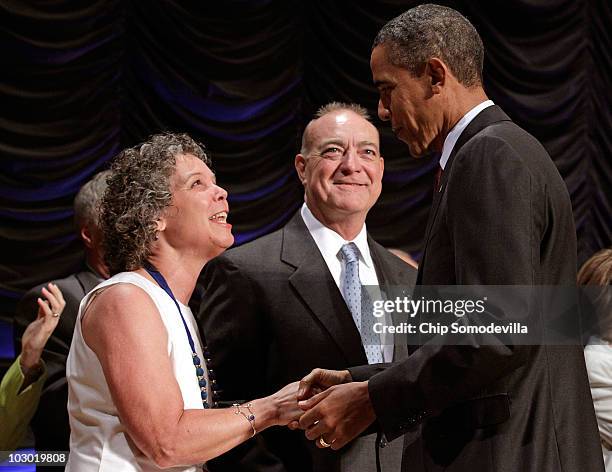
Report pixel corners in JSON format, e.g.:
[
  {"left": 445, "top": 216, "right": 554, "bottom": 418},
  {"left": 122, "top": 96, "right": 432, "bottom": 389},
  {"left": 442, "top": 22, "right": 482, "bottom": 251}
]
[{"left": 66, "top": 272, "right": 207, "bottom": 471}]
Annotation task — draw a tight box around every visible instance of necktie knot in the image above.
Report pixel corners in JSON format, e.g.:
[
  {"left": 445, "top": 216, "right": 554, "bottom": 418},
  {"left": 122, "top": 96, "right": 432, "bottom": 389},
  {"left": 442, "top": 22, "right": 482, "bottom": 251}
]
[{"left": 340, "top": 242, "right": 359, "bottom": 264}]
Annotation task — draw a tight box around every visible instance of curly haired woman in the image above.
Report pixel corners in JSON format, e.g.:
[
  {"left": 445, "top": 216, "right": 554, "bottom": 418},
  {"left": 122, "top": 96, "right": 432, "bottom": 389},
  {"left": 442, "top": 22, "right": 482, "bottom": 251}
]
[{"left": 66, "top": 133, "right": 301, "bottom": 471}]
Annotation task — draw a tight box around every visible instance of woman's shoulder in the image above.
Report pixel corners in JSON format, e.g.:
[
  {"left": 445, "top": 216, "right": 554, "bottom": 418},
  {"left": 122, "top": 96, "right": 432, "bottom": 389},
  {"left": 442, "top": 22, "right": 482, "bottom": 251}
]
[
  {"left": 89, "top": 272, "right": 157, "bottom": 301},
  {"left": 85, "top": 273, "right": 159, "bottom": 320}
]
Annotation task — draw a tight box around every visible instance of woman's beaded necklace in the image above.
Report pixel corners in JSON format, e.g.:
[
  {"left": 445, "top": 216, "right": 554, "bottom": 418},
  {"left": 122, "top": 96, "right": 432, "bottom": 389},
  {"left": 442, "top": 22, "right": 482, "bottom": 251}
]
[{"left": 144, "top": 266, "right": 209, "bottom": 408}]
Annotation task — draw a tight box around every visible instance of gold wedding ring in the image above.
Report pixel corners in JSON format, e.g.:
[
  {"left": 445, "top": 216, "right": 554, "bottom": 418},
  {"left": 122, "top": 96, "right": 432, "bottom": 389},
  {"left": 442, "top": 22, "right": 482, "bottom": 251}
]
[{"left": 318, "top": 436, "right": 332, "bottom": 448}]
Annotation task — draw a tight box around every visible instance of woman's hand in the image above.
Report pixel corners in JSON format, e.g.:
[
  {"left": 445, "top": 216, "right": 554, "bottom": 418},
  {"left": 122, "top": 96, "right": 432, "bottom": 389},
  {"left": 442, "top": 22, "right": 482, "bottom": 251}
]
[
  {"left": 20, "top": 283, "right": 65, "bottom": 372},
  {"left": 268, "top": 381, "right": 303, "bottom": 426}
]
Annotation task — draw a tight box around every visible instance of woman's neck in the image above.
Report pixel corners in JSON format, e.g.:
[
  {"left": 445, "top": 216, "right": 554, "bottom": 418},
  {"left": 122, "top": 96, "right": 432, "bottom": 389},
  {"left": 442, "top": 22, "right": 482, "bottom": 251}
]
[{"left": 142, "top": 252, "right": 206, "bottom": 305}]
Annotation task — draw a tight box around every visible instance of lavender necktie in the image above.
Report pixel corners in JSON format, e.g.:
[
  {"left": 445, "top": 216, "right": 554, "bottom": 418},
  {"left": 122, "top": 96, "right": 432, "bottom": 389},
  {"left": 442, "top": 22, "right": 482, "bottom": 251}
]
[{"left": 340, "top": 243, "right": 383, "bottom": 364}]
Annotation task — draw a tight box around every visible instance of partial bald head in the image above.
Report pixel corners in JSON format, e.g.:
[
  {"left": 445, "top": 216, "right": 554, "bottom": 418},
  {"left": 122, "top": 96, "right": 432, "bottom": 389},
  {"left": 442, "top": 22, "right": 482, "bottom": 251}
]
[{"left": 301, "top": 102, "right": 374, "bottom": 156}]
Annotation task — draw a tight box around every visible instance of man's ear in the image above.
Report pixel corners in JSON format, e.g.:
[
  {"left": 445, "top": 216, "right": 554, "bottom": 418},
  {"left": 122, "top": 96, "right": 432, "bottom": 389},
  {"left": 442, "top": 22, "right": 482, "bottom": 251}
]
[
  {"left": 295, "top": 154, "right": 307, "bottom": 185},
  {"left": 80, "top": 226, "right": 94, "bottom": 249},
  {"left": 427, "top": 57, "right": 447, "bottom": 94}
]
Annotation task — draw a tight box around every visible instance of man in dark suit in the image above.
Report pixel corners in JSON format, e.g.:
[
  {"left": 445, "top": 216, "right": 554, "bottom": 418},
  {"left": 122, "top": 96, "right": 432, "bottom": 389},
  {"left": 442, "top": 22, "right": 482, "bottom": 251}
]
[
  {"left": 294, "top": 5, "right": 604, "bottom": 472},
  {"left": 197, "top": 102, "right": 417, "bottom": 472},
  {"left": 14, "top": 171, "right": 109, "bottom": 459}
]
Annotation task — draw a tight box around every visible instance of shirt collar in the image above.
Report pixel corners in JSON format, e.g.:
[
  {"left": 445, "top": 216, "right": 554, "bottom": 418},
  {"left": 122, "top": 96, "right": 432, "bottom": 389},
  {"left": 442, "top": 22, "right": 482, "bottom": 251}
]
[
  {"left": 439, "top": 100, "right": 494, "bottom": 170},
  {"left": 300, "top": 203, "right": 374, "bottom": 268}
]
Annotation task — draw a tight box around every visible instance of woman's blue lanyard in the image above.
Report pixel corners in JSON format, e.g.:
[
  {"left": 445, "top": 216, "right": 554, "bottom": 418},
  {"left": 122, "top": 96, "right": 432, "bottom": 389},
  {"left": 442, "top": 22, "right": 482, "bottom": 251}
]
[{"left": 144, "top": 266, "right": 209, "bottom": 408}]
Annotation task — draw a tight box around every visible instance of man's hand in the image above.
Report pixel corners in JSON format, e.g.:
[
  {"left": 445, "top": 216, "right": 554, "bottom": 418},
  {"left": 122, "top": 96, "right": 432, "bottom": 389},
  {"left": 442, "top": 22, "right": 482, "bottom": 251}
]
[
  {"left": 296, "top": 381, "right": 376, "bottom": 450},
  {"left": 297, "top": 368, "right": 352, "bottom": 401},
  {"left": 286, "top": 368, "right": 352, "bottom": 431}
]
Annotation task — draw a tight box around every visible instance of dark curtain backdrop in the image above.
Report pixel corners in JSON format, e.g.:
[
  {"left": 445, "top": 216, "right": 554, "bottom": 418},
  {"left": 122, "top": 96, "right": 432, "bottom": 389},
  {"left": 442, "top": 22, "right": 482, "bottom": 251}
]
[{"left": 1, "top": 0, "right": 611, "bottom": 325}]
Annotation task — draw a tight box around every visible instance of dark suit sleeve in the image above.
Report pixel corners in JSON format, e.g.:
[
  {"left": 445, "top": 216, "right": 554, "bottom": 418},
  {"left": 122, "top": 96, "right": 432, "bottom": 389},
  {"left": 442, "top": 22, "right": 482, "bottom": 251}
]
[
  {"left": 197, "top": 255, "right": 287, "bottom": 472},
  {"left": 348, "top": 363, "right": 393, "bottom": 382},
  {"left": 365, "top": 137, "right": 536, "bottom": 441}
]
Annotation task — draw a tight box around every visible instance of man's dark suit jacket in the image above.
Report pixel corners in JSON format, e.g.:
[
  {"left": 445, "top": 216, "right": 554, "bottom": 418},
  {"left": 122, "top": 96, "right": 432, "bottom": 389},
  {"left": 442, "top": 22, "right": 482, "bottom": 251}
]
[
  {"left": 348, "top": 106, "right": 604, "bottom": 471},
  {"left": 13, "top": 269, "right": 102, "bottom": 460},
  {"left": 196, "top": 212, "right": 417, "bottom": 472}
]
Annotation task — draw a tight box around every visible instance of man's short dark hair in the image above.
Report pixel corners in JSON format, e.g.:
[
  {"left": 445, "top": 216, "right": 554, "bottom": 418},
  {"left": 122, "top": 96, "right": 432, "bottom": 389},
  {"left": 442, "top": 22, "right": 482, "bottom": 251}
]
[{"left": 373, "top": 4, "right": 484, "bottom": 87}]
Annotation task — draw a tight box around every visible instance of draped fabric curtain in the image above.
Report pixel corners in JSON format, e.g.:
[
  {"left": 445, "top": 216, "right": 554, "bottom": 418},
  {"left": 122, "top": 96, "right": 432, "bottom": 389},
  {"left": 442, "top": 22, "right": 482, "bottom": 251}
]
[{"left": 1, "top": 0, "right": 610, "bottom": 321}]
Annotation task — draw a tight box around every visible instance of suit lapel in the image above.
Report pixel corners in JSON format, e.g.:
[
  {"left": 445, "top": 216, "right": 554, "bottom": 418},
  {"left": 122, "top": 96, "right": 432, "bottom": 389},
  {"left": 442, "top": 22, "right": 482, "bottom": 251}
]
[
  {"left": 369, "top": 236, "right": 417, "bottom": 288},
  {"left": 369, "top": 238, "right": 417, "bottom": 361},
  {"left": 417, "top": 105, "right": 512, "bottom": 284},
  {"left": 282, "top": 213, "right": 367, "bottom": 366},
  {"left": 76, "top": 269, "right": 104, "bottom": 296},
  {"left": 369, "top": 237, "right": 397, "bottom": 287},
  {"left": 422, "top": 179, "right": 445, "bottom": 250}
]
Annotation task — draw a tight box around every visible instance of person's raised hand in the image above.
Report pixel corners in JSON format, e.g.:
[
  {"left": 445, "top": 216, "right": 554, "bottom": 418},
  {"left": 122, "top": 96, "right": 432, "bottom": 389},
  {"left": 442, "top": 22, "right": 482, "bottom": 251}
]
[{"left": 20, "top": 283, "right": 65, "bottom": 371}]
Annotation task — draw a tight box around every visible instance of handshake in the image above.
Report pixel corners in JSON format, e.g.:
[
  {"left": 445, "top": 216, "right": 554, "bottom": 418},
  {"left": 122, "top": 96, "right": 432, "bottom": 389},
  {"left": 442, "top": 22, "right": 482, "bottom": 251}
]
[{"left": 266, "top": 368, "right": 376, "bottom": 450}]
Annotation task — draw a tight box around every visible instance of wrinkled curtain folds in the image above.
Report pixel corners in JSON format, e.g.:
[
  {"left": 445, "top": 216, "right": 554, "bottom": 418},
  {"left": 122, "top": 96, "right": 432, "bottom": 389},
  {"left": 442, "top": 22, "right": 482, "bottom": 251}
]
[{"left": 1, "top": 0, "right": 610, "bottom": 319}]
